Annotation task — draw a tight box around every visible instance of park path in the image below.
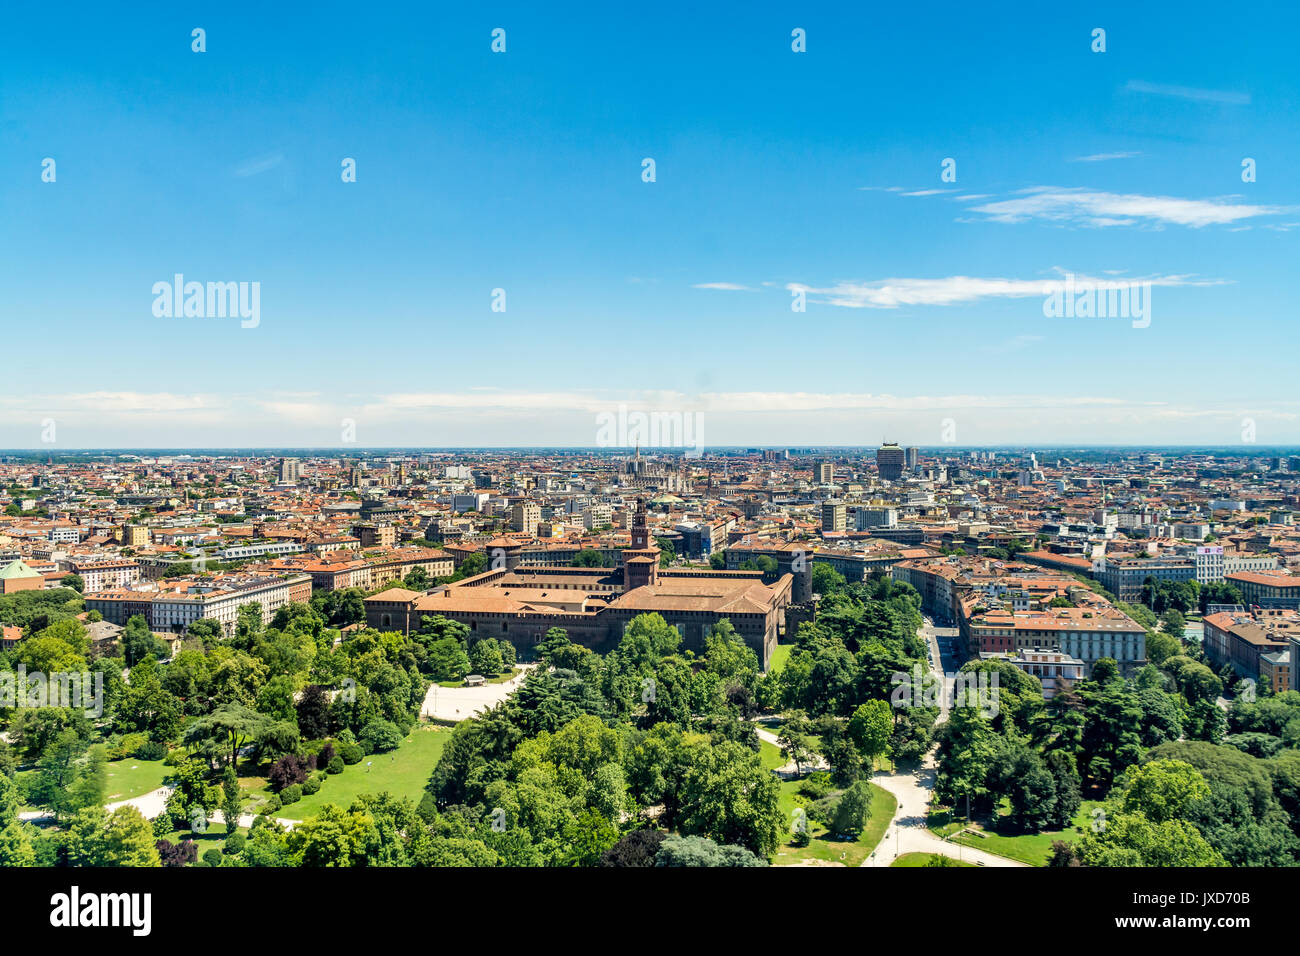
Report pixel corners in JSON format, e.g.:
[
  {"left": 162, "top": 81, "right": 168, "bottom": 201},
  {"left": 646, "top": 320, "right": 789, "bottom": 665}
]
[
  {"left": 20, "top": 784, "right": 299, "bottom": 831},
  {"left": 865, "top": 755, "right": 1025, "bottom": 867},
  {"left": 421, "top": 664, "right": 535, "bottom": 721},
  {"left": 862, "top": 617, "right": 1025, "bottom": 867},
  {"left": 755, "top": 723, "right": 829, "bottom": 776}
]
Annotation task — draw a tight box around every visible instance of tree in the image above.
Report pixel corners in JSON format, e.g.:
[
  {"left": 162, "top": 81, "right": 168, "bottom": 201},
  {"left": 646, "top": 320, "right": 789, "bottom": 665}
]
[
  {"left": 673, "top": 737, "right": 782, "bottom": 857},
  {"left": 1120, "top": 759, "right": 1211, "bottom": 823},
  {"left": 848, "top": 699, "right": 894, "bottom": 769},
  {"left": 811, "top": 563, "right": 846, "bottom": 596},
  {"left": 60, "top": 573, "right": 84, "bottom": 593},
  {"left": 1077, "top": 811, "right": 1224, "bottom": 867},
  {"left": 221, "top": 766, "right": 242, "bottom": 833},
  {"left": 65, "top": 806, "right": 161, "bottom": 867},
  {"left": 1144, "top": 630, "right": 1181, "bottom": 667},
  {"left": 358, "top": 718, "right": 403, "bottom": 754},
  {"left": 121, "top": 614, "right": 167, "bottom": 666},
  {"left": 424, "top": 637, "right": 471, "bottom": 681},
  {"left": 0, "top": 774, "right": 35, "bottom": 866},
  {"left": 1005, "top": 749, "right": 1058, "bottom": 832},
  {"left": 829, "top": 779, "right": 874, "bottom": 837},
  {"left": 777, "top": 712, "right": 815, "bottom": 776},
  {"left": 1159, "top": 609, "right": 1186, "bottom": 637},
  {"left": 600, "top": 829, "right": 667, "bottom": 866},
  {"left": 296, "top": 685, "right": 333, "bottom": 740},
  {"left": 268, "top": 754, "right": 308, "bottom": 791},
  {"left": 654, "top": 833, "right": 765, "bottom": 867},
  {"left": 24, "top": 732, "right": 106, "bottom": 823},
  {"left": 287, "top": 803, "right": 378, "bottom": 867},
  {"left": 469, "top": 638, "right": 504, "bottom": 676},
  {"left": 183, "top": 702, "right": 269, "bottom": 768}
]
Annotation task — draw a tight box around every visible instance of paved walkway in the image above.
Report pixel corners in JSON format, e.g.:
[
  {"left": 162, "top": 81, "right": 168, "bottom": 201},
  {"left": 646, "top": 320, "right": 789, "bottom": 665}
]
[
  {"left": 21, "top": 784, "right": 299, "bottom": 831},
  {"left": 761, "top": 619, "right": 1027, "bottom": 868},
  {"left": 864, "top": 756, "right": 1025, "bottom": 867},
  {"left": 421, "top": 664, "right": 535, "bottom": 721},
  {"left": 863, "top": 618, "right": 1025, "bottom": 867}
]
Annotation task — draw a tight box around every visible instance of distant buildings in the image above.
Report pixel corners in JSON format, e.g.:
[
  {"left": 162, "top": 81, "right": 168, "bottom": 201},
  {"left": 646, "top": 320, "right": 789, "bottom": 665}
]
[
  {"left": 278, "top": 458, "right": 301, "bottom": 484},
  {"left": 821, "top": 500, "right": 846, "bottom": 534},
  {"left": 1203, "top": 607, "right": 1300, "bottom": 682},
  {"left": 877, "top": 443, "right": 906, "bottom": 481},
  {"left": 86, "top": 573, "right": 312, "bottom": 636},
  {"left": 510, "top": 500, "right": 541, "bottom": 536},
  {"left": 365, "top": 499, "right": 796, "bottom": 667}
]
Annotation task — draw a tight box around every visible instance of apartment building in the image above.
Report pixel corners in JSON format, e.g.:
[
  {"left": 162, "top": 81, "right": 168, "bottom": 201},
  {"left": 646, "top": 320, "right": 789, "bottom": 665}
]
[
  {"left": 351, "top": 523, "right": 397, "bottom": 548},
  {"left": 1226, "top": 570, "right": 1300, "bottom": 608},
  {"left": 1096, "top": 557, "right": 1196, "bottom": 602},
  {"left": 980, "top": 648, "right": 1085, "bottom": 699},
  {"left": 967, "top": 605, "right": 1146, "bottom": 677},
  {"left": 1202, "top": 607, "right": 1300, "bottom": 680},
  {"left": 86, "top": 573, "right": 312, "bottom": 636},
  {"left": 67, "top": 559, "right": 141, "bottom": 592},
  {"left": 510, "top": 501, "right": 541, "bottom": 536},
  {"left": 821, "top": 501, "right": 847, "bottom": 534}
]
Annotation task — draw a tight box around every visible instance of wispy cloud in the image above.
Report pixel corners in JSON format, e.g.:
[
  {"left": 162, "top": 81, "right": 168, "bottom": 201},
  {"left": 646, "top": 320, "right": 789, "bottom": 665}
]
[
  {"left": 692, "top": 282, "right": 755, "bottom": 291},
  {"left": 967, "top": 186, "right": 1287, "bottom": 228},
  {"left": 232, "top": 152, "right": 286, "bottom": 178},
  {"left": 1071, "top": 151, "right": 1141, "bottom": 163},
  {"left": 786, "top": 270, "right": 1225, "bottom": 309},
  {"left": 1125, "top": 80, "right": 1251, "bottom": 105},
  {"left": 8, "top": 389, "right": 1300, "bottom": 445}
]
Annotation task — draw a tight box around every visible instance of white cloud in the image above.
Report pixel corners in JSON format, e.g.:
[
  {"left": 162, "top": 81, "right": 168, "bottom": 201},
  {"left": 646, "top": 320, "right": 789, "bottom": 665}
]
[
  {"left": 692, "top": 282, "right": 754, "bottom": 291},
  {"left": 5, "top": 389, "right": 1300, "bottom": 445},
  {"left": 1125, "top": 80, "right": 1250, "bottom": 105},
  {"left": 232, "top": 152, "right": 286, "bottom": 177},
  {"left": 1071, "top": 151, "right": 1141, "bottom": 162},
  {"left": 968, "top": 186, "right": 1287, "bottom": 228},
  {"left": 785, "top": 270, "right": 1224, "bottom": 309}
]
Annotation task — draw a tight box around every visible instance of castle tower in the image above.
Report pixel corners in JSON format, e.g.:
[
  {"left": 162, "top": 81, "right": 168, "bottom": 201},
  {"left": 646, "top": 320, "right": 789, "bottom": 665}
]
[{"left": 622, "top": 497, "right": 660, "bottom": 589}]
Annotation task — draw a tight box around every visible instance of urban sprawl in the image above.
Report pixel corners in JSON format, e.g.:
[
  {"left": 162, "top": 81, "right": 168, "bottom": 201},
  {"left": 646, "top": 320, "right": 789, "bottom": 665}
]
[{"left": 2, "top": 444, "right": 1298, "bottom": 869}]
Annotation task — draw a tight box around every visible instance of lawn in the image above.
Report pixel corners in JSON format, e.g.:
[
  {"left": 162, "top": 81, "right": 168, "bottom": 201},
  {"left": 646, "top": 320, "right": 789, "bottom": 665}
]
[
  {"left": 772, "top": 776, "right": 896, "bottom": 867},
  {"left": 767, "top": 644, "right": 792, "bottom": 675},
  {"left": 891, "top": 852, "right": 975, "bottom": 867},
  {"left": 759, "top": 739, "right": 786, "bottom": 772},
  {"left": 256, "top": 724, "right": 450, "bottom": 821},
  {"left": 927, "top": 799, "right": 1101, "bottom": 866},
  {"left": 104, "top": 757, "right": 171, "bottom": 802}
]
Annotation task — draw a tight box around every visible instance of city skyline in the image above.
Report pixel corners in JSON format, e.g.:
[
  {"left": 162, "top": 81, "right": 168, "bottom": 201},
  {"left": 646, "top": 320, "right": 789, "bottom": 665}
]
[{"left": 4, "top": 2, "right": 1300, "bottom": 446}]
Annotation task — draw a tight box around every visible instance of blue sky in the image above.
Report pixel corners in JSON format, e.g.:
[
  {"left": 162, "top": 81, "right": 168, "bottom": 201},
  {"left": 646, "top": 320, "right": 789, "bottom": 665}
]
[{"left": 3, "top": 1, "right": 1299, "bottom": 447}]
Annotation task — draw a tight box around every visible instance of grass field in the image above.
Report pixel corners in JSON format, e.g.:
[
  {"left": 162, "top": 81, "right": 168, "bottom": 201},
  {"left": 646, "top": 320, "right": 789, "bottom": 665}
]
[
  {"left": 772, "top": 776, "right": 896, "bottom": 867},
  {"left": 891, "top": 852, "right": 975, "bottom": 867},
  {"left": 104, "top": 757, "right": 171, "bottom": 802},
  {"left": 256, "top": 724, "right": 450, "bottom": 821},
  {"left": 759, "top": 739, "right": 786, "bottom": 772},
  {"left": 767, "top": 644, "right": 792, "bottom": 675},
  {"left": 927, "top": 799, "right": 1101, "bottom": 866}
]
